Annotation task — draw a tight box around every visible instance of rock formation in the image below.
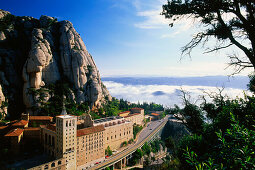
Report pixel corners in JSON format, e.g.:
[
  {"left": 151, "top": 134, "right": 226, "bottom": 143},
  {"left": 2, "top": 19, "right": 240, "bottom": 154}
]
[{"left": 0, "top": 10, "right": 111, "bottom": 118}]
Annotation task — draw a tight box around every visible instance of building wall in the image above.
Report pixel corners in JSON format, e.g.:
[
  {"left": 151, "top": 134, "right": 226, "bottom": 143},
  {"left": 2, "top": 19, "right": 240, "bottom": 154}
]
[
  {"left": 76, "top": 131, "right": 105, "bottom": 167},
  {"left": 118, "top": 111, "right": 130, "bottom": 117},
  {"left": 28, "top": 158, "right": 67, "bottom": 170},
  {"left": 6, "top": 133, "right": 23, "bottom": 155},
  {"left": 41, "top": 127, "right": 57, "bottom": 157},
  {"left": 104, "top": 121, "right": 133, "bottom": 150},
  {"left": 24, "top": 128, "right": 41, "bottom": 140},
  {"left": 56, "top": 115, "right": 77, "bottom": 170},
  {"left": 125, "top": 113, "right": 144, "bottom": 126},
  {"left": 29, "top": 120, "right": 52, "bottom": 127},
  {"left": 131, "top": 108, "right": 144, "bottom": 115}
]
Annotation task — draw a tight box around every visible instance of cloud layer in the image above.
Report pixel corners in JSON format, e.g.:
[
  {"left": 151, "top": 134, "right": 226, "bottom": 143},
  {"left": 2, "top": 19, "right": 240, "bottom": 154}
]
[{"left": 104, "top": 81, "right": 249, "bottom": 107}]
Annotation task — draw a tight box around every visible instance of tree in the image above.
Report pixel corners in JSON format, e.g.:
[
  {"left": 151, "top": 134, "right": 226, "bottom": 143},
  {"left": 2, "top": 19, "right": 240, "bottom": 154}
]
[
  {"left": 170, "top": 88, "right": 255, "bottom": 169},
  {"left": 165, "top": 136, "right": 175, "bottom": 150},
  {"left": 121, "top": 141, "right": 128, "bottom": 147},
  {"left": 105, "top": 146, "right": 112, "bottom": 156},
  {"left": 131, "top": 149, "right": 143, "bottom": 165},
  {"left": 176, "top": 89, "right": 204, "bottom": 134},
  {"left": 162, "top": 0, "right": 255, "bottom": 74},
  {"left": 184, "top": 114, "right": 255, "bottom": 169},
  {"left": 142, "top": 142, "right": 152, "bottom": 155}
]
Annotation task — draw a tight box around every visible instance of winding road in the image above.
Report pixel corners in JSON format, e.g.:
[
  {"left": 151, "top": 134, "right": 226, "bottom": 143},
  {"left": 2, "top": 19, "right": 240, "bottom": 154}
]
[{"left": 90, "top": 115, "right": 169, "bottom": 170}]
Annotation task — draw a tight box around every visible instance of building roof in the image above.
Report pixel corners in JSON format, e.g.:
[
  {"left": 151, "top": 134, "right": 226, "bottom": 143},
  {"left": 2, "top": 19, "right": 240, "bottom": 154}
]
[
  {"left": 118, "top": 111, "right": 130, "bottom": 115},
  {"left": 24, "top": 127, "right": 41, "bottom": 131},
  {"left": 93, "top": 116, "right": 123, "bottom": 124},
  {"left": 77, "top": 125, "right": 105, "bottom": 137},
  {"left": 56, "top": 114, "right": 74, "bottom": 119},
  {"left": 131, "top": 108, "right": 144, "bottom": 110},
  {"left": 0, "top": 125, "right": 7, "bottom": 130},
  {"left": 29, "top": 116, "right": 53, "bottom": 121},
  {"left": 5, "top": 128, "right": 24, "bottom": 137},
  {"left": 41, "top": 124, "right": 56, "bottom": 132},
  {"left": 12, "top": 120, "right": 28, "bottom": 126},
  {"left": 124, "top": 112, "right": 141, "bottom": 118},
  {"left": 151, "top": 113, "right": 160, "bottom": 116}
]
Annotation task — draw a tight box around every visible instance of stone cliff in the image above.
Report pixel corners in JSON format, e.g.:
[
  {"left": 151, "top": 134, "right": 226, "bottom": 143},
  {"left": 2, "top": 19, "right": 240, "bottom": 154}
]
[{"left": 0, "top": 10, "right": 111, "bottom": 118}]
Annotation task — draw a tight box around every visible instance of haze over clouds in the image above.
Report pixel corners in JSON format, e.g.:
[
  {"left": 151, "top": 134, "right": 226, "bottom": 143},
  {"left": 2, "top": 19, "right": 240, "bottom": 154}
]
[{"left": 103, "top": 78, "right": 251, "bottom": 107}]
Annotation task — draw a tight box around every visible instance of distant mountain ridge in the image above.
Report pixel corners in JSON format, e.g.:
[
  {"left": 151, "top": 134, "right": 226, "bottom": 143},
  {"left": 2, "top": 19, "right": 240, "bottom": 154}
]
[{"left": 102, "top": 76, "right": 249, "bottom": 89}]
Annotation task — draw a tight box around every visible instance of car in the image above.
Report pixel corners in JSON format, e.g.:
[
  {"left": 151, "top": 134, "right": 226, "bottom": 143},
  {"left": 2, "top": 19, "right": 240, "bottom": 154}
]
[
  {"left": 95, "top": 162, "right": 99, "bottom": 164},
  {"left": 150, "top": 128, "right": 152, "bottom": 130},
  {"left": 105, "top": 156, "right": 109, "bottom": 159}
]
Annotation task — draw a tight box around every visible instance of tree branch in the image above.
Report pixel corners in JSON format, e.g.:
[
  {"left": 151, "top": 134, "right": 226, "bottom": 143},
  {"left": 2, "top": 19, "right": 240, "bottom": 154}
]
[
  {"left": 204, "top": 43, "right": 233, "bottom": 54},
  {"left": 216, "top": 10, "right": 255, "bottom": 66}
]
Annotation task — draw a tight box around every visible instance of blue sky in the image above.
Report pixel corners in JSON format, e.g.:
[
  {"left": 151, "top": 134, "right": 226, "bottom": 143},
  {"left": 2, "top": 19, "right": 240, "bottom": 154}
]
[{"left": 1, "top": 0, "right": 252, "bottom": 77}]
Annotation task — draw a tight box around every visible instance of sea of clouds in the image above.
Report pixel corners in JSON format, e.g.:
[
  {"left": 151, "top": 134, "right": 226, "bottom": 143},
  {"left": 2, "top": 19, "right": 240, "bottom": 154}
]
[{"left": 103, "top": 81, "right": 251, "bottom": 107}]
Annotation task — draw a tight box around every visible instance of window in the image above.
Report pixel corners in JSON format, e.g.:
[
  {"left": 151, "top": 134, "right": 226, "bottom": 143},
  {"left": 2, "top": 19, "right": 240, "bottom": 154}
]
[
  {"left": 44, "top": 165, "right": 49, "bottom": 169},
  {"left": 51, "top": 163, "right": 55, "bottom": 167}
]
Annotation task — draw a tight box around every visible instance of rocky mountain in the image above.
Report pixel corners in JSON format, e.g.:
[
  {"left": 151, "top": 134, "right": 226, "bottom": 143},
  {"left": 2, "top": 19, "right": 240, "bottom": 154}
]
[{"left": 0, "top": 10, "right": 111, "bottom": 119}]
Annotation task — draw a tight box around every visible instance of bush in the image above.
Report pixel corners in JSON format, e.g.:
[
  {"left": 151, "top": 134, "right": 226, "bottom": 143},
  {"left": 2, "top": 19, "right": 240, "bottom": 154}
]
[
  {"left": 133, "top": 125, "right": 143, "bottom": 139},
  {"left": 172, "top": 89, "right": 255, "bottom": 169},
  {"left": 105, "top": 146, "right": 112, "bottom": 156},
  {"left": 121, "top": 141, "right": 128, "bottom": 147},
  {"left": 128, "top": 138, "right": 134, "bottom": 144}
]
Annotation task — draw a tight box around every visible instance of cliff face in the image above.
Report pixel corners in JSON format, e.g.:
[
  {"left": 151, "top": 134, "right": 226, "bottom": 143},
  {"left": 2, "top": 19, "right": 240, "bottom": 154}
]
[{"left": 0, "top": 10, "right": 111, "bottom": 118}]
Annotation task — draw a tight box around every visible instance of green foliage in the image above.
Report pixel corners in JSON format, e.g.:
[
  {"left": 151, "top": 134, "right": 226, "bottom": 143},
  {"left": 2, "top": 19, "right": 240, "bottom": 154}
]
[
  {"left": 165, "top": 136, "right": 175, "bottom": 150},
  {"left": 89, "top": 111, "right": 101, "bottom": 119},
  {"left": 184, "top": 114, "right": 255, "bottom": 169},
  {"left": 101, "top": 97, "right": 121, "bottom": 117},
  {"left": 105, "top": 146, "right": 112, "bottom": 156},
  {"left": 144, "top": 156, "right": 151, "bottom": 166},
  {"left": 87, "top": 65, "right": 93, "bottom": 73},
  {"left": 131, "top": 149, "right": 143, "bottom": 165},
  {"left": 135, "top": 149, "right": 143, "bottom": 159},
  {"left": 0, "top": 13, "right": 16, "bottom": 31},
  {"left": 95, "top": 97, "right": 164, "bottom": 120},
  {"left": 160, "top": 111, "right": 166, "bottom": 119},
  {"left": 172, "top": 90, "right": 255, "bottom": 169},
  {"left": 141, "top": 139, "right": 165, "bottom": 157},
  {"left": 121, "top": 141, "right": 128, "bottom": 147},
  {"left": 72, "top": 45, "right": 80, "bottom": 51},
  {"left": 248, "top": 73, "right": 255, "bottom": 93},
  {"left": 160, "top": 157, "right": 181, "bottom": 170},
  {"left": 0, "top": 101, "right": 8, "bottom": 120},
  {"left": 142, "top": 142, "right": 151, "bottom": 156},
  {"left": 32, "top": 121, "right": 37, "bottom": 127},
  {"left": 165, "top": 104, "right": 180, "bottom": 115},
  {"left": 178, "top": 103, "right": 204, "bottom": 135},
  {"left": 150, "top": 139, "right": 165, "bottom": 153},
  {"left": 128, "top": 138, "right": 134, "bottom": 144},
  {"left": 105, "top": 167, "right": 114, "bottom": 170},
  {"left": 118, "top": 98, "right": 164, "bottom": 114},
  {"left": 47, "top": 17, "right": 57, "bottom": 28},
  {"left": 28, "top": 80, "right": 90, "bottom": 117},
  {"left": 133, "top": 125, "right": 143, "bottom": 139}
]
